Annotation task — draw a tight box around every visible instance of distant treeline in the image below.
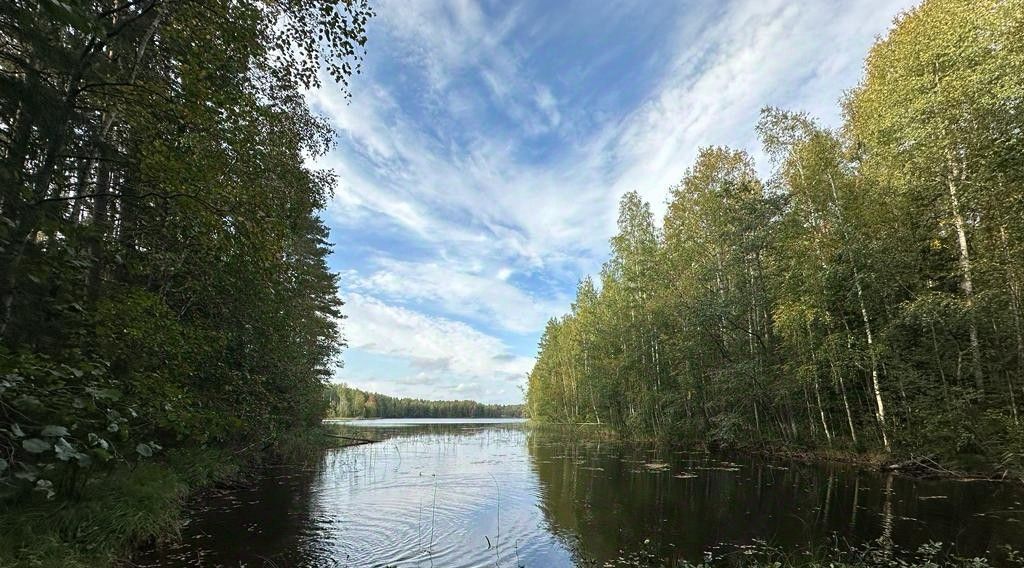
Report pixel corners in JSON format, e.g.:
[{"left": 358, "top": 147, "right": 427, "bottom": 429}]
[{"left": 325, "top": 384, "right": 523, "bottom": 419}]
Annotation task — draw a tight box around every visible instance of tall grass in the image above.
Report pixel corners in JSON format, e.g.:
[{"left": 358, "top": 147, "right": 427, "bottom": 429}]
[{"left": 0, "top": 458, "right": 194, "bottom": 568}]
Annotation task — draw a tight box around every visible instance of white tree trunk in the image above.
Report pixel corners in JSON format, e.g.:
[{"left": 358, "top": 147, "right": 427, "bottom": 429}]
[{"left": 947, "top": 156, "right": 984, "bottom": 391}]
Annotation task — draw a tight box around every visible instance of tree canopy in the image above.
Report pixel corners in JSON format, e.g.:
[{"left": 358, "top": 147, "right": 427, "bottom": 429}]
[
  {"left": 0, "top": 0, "right": 371, "bottom": 499},
  {"left": 526, "top": 0, "right": 1024, "bottom": 472}
]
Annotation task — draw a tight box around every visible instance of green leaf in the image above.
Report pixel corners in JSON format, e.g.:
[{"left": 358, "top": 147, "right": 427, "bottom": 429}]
[
  {"left": 41, "top": 425, "right": 70, "bottom": 437},
  {"left": 88, "top": 433, "right": 109, "bottom": 450},
  {"left": 54, "top": 438, "right": 78, "bottom": 461},
  {"left": 136, "top": 443, "right": 153, "bottom": 458},
  {"left": 87, "top": 387, "right": 122, "bottom": 401},
  {"left": 38, "top": 0, "right": 96, "bottom": 34},
  {"left": 14, "top": 469, "right": 37, "bottom": 482},
  {"left": 22, "top": 438, "right": 50, "bottom": 454}
]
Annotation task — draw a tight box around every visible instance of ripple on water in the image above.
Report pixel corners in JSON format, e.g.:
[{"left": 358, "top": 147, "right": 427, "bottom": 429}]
[{"left": 133, "top": 422, "right": 1024, "bottom": 568}]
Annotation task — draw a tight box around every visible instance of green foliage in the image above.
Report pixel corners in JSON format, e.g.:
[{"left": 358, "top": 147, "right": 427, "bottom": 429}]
[
  {"left": 325, "top": 383, "right": 524, "bottom": 419},
  {"left": 0, "top": 448, "right": 240, "bottom": 568},
  {"left": 527, "top": 0, "right": 1024, "bottom": 477},
  {"left": 0, "top": 349, "right": 148, "bottom": 499},
  {"left": 0, "top": 0, "right": 373, "bottom": 562}
]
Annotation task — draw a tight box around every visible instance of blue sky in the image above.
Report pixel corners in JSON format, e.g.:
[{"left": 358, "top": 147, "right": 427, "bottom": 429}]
[{"left": 308, "top": 0, "right": 918, "bottom": 404}]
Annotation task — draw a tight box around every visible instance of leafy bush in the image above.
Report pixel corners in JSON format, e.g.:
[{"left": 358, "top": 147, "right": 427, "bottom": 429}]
[{"left": 0, "top": 349, "right": 161, "bottom": 500}]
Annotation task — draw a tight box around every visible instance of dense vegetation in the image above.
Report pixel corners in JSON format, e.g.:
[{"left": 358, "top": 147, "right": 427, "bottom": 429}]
[
  {"left": 0, "top": 0, "right": 371, "bottom": 564},
  {"left": 527, "top": 0, "right": 1024, "bottom": 474},
  {"left": 326, "top": 383, "right": 523, "bottom": 419}
]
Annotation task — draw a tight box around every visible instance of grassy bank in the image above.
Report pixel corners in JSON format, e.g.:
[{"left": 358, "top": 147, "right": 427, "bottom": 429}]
[{"left": 0, "top": 427, "right": 348, "bottom": 568}]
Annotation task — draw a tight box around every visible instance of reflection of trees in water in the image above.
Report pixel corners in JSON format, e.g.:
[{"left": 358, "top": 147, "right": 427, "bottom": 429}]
[
  {"left": 880, "top": 473, "right": 894, "bottom": 557},
  {"left": 141, "top": 425, "right": 1024, "bottom": 567},
  {"left": 137, "top": 457, "right": 327, "bottom": 567},
  {"left": 524, "top": 428, "right": 1022, "bottom": 564}
]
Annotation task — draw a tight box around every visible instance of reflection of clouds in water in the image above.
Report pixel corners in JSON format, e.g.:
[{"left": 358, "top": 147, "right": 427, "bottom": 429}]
[
  {"left": 136, "top": 422, "right": 1024, "bottom": 567},
  {"left": 305, "top": 423, "right": 574, "bottom": 567}
]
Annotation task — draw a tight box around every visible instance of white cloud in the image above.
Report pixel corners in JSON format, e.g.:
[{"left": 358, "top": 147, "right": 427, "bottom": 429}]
[
  {"left": 313, "top": 0, "right": 919, "bottom": 402},
  {"left": 343, "top": 292, "right": 534, "bottom": 380},
  {"left": 316, "top": 0, "right": 916, "bottom": 287},
  {"left": 337, "top": 291, "right": 530, "bottom": 402},
  {"left": 340, "top": 258, "right": 564, "bottom": 334},
  {"left": 595, "top": 0, "right": 918, "bottom": 218}
]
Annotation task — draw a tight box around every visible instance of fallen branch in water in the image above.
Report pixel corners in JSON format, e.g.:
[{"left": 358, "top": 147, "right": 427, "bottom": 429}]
[
  {"left": 323, "top": 433, "right": 379, "bottom": 445},
  {"left": 884, "top": 454, "right": 964, "bottom": 478}
]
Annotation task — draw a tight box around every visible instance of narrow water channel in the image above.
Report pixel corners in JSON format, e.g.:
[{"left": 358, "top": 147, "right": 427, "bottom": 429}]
[{"left": 135, "top": 419, "right": 1024, "bottom": 567}]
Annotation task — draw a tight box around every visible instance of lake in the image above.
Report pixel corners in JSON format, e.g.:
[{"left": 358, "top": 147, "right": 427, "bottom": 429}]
[{"left": 135, "top": 419, "right": 1024, "bottom": 567}]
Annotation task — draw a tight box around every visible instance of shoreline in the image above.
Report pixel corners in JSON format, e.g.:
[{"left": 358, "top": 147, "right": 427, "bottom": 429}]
[
  {"left": 0, "top": 426, "right": 357, "bottom": 568},
  {"left": 142, "top": 421, "right": 1024, "bottom": 568},
  {"left": 524, "top": 420, "right": 1022, "bottom": 483},
  {"left": 9, "top": 421, "right": 1010, "bottom": 568}
]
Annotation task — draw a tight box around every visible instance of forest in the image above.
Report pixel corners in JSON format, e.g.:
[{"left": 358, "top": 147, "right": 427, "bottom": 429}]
[
  {"left": 0, "top": 0, "right": 371, "bottom": 565},
  {"left": 526, "top": 0, "right": 1024, "bottom": 474},
  {"left": 325, "top": 383, "right": 523, "bottom": 419},
  {"left": 3, "top": 0, "right": 1024, "bottom": 564}
]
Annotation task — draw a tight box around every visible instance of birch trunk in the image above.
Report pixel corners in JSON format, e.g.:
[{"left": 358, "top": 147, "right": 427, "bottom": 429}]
[
  {"left": 854, "top": 270, "right": 890, "bottom": 452},
  {"left": 946, "top": 155, "right": 984, "bottom": 391},
  {"left": 999, "top": 226, "right": 1024, "bottom": 389},
  {"left": 826, "top": 173, "right": 889, "bottom": 451}
]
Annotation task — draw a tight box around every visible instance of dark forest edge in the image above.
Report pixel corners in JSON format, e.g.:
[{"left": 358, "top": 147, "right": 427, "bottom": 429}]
[
  {"left": 526, "top": 0, "right": 1024, "bottom": 482},
  {"left": 0, "top": 0, "right": 373, "bottom": 566},
  {"left": 324, "top": 383, "right": 523, "bottom": 419}
]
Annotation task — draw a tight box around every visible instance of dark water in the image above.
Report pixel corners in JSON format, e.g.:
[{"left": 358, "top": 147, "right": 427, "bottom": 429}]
[{"left": 135, "top": 419, "right": 1024, "bottom": 567}]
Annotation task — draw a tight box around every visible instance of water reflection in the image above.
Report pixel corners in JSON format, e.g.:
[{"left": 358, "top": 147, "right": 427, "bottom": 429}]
[
  {"left": 135, "top": 421, "right": 1024, "bottom": 567},
  {"left": 528, "top": 428, "right": 1024, "bottom": 564}
]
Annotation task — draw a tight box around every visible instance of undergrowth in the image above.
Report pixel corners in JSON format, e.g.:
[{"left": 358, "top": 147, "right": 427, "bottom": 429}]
[{"left": 0, "top": 427, "right": 341, "bottom": 568}]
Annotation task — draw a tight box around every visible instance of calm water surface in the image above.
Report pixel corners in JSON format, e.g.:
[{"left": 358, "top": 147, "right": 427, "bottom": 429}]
[{"left": 136, "top": 419, "right": 1024, "bottom": 567}]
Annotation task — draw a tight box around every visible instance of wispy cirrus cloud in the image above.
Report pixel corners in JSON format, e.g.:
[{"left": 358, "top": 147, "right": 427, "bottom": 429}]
[
  {"left": 313, "top": 0, "right": 919, "bottom": 403},
  {"left": 339, "top": 259, "right": 564, "bottom": 334}
]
